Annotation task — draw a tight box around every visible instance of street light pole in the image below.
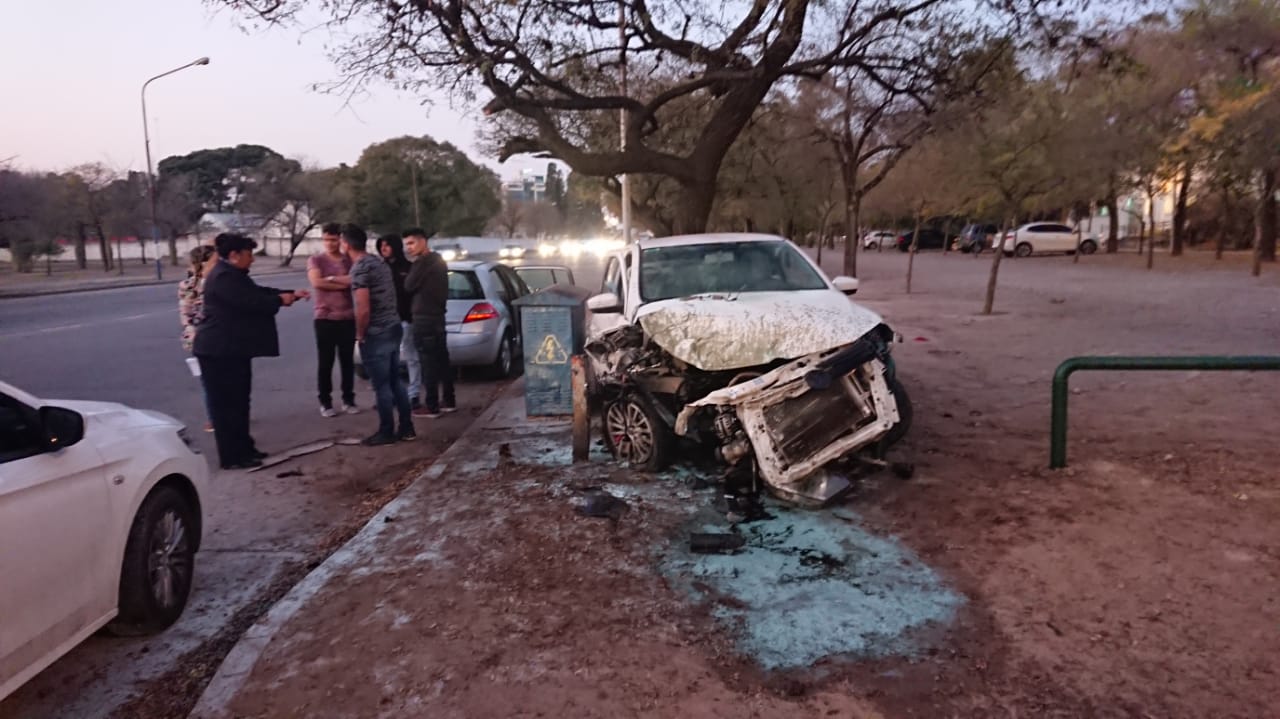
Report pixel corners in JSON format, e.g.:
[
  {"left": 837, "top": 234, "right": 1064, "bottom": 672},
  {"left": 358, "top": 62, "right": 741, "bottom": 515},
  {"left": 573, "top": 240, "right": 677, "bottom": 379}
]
[
  {"left": 142, "top": 56, "right": 209, "bottom": 280},
  {"left": 618, "top": 0, "right": 630, "bottom": 244}
]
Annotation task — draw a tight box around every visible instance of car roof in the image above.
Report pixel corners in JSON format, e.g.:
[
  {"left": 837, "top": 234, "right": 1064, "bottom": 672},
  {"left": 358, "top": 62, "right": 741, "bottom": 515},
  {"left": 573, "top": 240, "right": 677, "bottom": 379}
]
[
  {"left": 635, "top": 232, "right": 788, "bottom": 250},
  {"left": 447, "top": 260, "right": 485, "bottom": 270}
]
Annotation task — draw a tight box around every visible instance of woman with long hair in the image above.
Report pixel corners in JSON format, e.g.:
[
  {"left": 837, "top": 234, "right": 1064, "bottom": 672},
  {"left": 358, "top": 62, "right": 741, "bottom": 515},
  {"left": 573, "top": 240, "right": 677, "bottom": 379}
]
[{"left": 180, "top": 244, "right": 218, "bottom": 431}]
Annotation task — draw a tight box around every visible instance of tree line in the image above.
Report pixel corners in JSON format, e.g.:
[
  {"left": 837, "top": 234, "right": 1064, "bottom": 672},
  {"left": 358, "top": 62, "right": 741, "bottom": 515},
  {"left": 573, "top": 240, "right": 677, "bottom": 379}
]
[{"left": 0, "top": 136, "right": 508, "bottom": 272}]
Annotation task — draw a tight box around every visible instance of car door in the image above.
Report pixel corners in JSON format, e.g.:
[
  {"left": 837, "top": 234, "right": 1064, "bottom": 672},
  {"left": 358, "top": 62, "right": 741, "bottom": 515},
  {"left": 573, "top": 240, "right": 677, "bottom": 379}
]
[
  {"left": 0, "top": 392, "right": 111, "bottom": 696},
  {"left": 1049, "top": 224, "right": 1077, "bottom": 252},
  {"left": 587, "top": 255, "right": 628, "bottom": 340},
  {"left": 491, "top": 265, "right": 529, "bottom": 351}
]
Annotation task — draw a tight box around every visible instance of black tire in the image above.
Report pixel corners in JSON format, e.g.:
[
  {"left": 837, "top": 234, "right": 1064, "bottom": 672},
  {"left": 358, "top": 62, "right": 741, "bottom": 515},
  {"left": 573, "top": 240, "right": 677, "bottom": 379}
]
[
  {"left": 880, "top": 377, "right": 913, "bottom": 451},
  {"left": 489, "top": 331, "right": 516, "bottom": 379},
  {"left": 109, "top": 486, "right": 197, "bottom": 635},
  {"left": 1079, "top": 239, "right": 1098, "bottom": 255},
  {"left": 1014, "top": 242, "right": 1033, "bottom": 258},
  {"left": 601, "top": 394, "right": 673, "bottom": 471}
]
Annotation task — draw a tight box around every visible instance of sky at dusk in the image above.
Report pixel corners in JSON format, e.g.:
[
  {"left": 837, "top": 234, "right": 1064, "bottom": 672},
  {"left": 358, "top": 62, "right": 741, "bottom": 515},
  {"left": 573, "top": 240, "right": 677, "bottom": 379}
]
[{"left": 1, "top": 0, "right": 546, "bottom": 180}]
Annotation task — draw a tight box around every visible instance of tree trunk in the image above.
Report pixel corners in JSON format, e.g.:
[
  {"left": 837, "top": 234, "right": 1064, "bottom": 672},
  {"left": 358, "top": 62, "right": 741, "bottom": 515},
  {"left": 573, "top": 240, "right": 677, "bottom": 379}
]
[
  {"left": 671, "top": 180, "right": 716, "bottom": 236},
  {"left": 1254, "top": 167, "right": 1277, "bottom": 275},
  {"left": 1146, "top": 187, "right": 1156, "bottom": 270},
  {"left": 850, "top": 193, "right": 863, "bottom": 272},
  {"left": 1254, "top": 166, "right": 1274, "bottom": 273},
  {"left": 983, "top": 217, "right": 1013, "bottom": 315},
  {"left": 1217, "top": 182, "right": 1231, "bottom": 260},
  {"left": 1104, "top": 194, "right": 1120, "bottom": 254},
  {"left": 116, "top": 238, "right": 124, "bottom": 275},
  {"left": 168, "top": 234, "right": 180, "bottom": 266},
  {"left": 1171, "top": 163, "right": 1192, "bottom": 257},
  {"left": 905, "top": 208, "right": 923, "bottom": 294},
  {"left": 74, "top": 222, "right": 88, "bottom": 269},
  {"left": 96, "top": 223, "right": 111, "bottom": 271}
]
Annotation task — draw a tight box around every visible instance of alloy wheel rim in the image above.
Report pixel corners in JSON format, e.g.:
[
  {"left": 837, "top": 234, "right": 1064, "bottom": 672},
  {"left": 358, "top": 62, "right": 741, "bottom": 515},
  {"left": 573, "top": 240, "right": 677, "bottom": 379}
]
[
  {"left": 148, "top": 510, "right": 190, "bottom": 609},
  {"left": 606, "top": 400, "right": 654, "bottom": 464}
]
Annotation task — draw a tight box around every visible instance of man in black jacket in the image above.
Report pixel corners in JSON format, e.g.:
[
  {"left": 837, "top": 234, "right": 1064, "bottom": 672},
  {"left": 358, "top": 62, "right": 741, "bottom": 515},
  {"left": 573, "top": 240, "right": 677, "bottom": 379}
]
[
  {"left": 195, "top": 233, "right": 310, "bottom": 469},
  {"left": 403, "top": 229, "right": 455, "bottom": 417}
]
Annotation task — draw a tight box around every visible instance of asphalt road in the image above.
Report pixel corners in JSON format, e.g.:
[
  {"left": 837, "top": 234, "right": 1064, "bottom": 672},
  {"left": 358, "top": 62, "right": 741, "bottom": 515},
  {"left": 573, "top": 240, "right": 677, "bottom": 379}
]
[{"left": 0, "top": 252, "right": 606, "bottom": 718}]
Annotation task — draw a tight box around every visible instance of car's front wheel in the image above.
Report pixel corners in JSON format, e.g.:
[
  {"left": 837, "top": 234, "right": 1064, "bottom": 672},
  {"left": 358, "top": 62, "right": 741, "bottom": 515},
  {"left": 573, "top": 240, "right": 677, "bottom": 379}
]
[
  {"left": 1079, "top": 239, "right": 1098, "bottom": 255},
  {"left": 110, "top": 485, "right": 197, "bottom": 635},
  {"left": 602, "top": 394, "right": 672, "bottom": 471}
]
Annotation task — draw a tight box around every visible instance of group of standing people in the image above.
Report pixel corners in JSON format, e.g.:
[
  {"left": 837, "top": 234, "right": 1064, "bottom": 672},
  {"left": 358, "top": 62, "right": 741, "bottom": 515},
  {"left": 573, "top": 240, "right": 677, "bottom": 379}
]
[{"left": 178, "top": 223, "right": 455, "bottom": 470}]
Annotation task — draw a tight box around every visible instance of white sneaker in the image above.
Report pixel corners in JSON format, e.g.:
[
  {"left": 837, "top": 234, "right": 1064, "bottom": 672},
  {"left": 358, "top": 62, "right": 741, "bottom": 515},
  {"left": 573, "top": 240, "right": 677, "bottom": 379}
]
[
  {"left": 341, "top": 403, "right": 360, "bottom": 415},
  {"left": 320, "top": 406, "right": 338, "bottom": 418}
]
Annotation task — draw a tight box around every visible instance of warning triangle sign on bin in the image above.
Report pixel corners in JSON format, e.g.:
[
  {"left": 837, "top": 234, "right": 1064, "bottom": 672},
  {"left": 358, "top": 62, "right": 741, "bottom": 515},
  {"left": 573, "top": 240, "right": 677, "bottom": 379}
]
[{"left": 532, "top": 334, "right": 569, "bottom": 365}]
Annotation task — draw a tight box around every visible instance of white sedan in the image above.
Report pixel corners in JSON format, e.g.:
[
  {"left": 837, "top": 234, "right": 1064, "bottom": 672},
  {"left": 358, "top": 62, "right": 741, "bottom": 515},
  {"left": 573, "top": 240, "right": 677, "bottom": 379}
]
[
  {"left": 0, "top": 382, "right": 209, "bottom": 701},
  {"left": 997, "top": 222, "right": 1099, "bottom": 257},
  {"left": 584, "top": 233, "right": 909, "bottom": 507}
]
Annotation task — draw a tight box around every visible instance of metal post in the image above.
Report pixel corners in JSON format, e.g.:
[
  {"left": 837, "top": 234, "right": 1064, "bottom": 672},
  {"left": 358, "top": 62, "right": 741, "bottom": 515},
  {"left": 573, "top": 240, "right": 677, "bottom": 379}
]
[
  {"left": 141, "top": 57, "right": 209, "bottom": 281},
  {"left": 618, "top": 0, "right": 631, "bottom": 244},
  {"left": 412, "top": 162, "right": 421, "bottom": 226},
  {"left": 1050, "top": 355, "right": 1280, "bottom": 469}
]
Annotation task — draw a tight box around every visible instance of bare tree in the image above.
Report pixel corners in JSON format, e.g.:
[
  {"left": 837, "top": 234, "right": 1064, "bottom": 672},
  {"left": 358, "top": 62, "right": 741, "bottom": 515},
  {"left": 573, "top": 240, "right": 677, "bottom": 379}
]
[{"left": 214, "top": 0, "right": 1089, "bottom": 235}]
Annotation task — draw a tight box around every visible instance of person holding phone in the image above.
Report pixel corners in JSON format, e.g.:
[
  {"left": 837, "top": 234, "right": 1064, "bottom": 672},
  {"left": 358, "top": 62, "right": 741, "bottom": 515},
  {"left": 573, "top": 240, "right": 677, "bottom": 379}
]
[{"left": 194, "top": 233, "right": 311, "bottom": 470}]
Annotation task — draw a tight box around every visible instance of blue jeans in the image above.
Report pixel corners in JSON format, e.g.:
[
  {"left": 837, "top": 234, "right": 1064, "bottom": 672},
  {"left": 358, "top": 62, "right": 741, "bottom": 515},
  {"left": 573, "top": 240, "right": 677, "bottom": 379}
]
[
  {"left": 360, "top": 324, "right": 412, "bottom": 437},
  {"left": 400, "top": 321, "right": 422, "bottom": 403}
]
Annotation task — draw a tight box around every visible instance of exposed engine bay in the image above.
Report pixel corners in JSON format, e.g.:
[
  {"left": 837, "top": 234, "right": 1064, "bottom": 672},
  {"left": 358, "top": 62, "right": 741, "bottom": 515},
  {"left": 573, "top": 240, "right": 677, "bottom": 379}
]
[{"left": 586, "top": 320, "right": 909, "bottom": 512}]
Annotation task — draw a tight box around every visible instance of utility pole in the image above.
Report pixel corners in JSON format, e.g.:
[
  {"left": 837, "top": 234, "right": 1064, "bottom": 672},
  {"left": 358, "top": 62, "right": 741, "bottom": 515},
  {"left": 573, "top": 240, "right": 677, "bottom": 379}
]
[{"left": 618, "top": 0, "right": 631, "bottom": 244}]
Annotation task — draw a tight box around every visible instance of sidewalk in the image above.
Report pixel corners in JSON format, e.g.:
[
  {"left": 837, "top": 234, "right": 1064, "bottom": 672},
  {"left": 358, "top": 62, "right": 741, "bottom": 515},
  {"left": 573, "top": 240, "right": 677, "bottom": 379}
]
[
  {"left": 0, "top": 262, "right": 299, "bottom": 298},
  {"left": 188, "top": 379, "right": 959, "bottom": 719}
]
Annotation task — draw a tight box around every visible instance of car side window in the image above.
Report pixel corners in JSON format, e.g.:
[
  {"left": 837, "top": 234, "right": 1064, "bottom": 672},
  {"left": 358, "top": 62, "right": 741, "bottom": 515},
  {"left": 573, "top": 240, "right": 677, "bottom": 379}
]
[
  {"left": 602, "top": 258, "right": 622, "bottom": 298},
  {"left": 0, "top": 394, "right": 44, "bottom": 464}
]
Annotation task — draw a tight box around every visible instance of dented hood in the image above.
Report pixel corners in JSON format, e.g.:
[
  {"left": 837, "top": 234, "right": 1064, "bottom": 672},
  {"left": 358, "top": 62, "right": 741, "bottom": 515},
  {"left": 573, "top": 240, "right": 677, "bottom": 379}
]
[{"left": 636, "top": 290, "right": 884, "bottom": 371}]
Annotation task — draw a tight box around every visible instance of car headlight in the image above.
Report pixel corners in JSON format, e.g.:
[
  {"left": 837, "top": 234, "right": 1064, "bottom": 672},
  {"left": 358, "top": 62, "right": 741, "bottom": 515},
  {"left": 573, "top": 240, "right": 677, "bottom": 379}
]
[{"left": 441, "top": 249, "right": 457, "bottom": 261}]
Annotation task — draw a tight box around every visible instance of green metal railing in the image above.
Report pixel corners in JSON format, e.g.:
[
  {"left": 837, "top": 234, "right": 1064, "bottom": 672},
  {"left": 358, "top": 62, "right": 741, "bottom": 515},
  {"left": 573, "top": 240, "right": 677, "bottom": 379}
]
[{"left": 1050, "top": 355, "right": 1280, "bottom": 469}]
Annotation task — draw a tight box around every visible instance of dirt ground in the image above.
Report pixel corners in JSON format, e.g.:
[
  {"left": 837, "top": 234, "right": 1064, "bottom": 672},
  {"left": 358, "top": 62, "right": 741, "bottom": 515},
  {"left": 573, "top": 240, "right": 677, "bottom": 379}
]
[{"left": 220, "top": 249, "right": 1278, "bottom": 719}]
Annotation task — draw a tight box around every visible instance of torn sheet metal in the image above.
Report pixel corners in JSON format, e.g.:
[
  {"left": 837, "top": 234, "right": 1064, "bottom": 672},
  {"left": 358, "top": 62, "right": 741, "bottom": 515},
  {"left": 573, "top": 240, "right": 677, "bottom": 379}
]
[{"left": 637, "top": 291, "right": 884, "bottom": 371}]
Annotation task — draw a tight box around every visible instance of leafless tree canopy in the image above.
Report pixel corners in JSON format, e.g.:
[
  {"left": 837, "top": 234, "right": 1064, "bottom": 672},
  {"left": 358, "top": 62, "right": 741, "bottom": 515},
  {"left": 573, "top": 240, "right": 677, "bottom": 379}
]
[{"left": 214, "top": 0, "right": 1087, "bottom": 232}]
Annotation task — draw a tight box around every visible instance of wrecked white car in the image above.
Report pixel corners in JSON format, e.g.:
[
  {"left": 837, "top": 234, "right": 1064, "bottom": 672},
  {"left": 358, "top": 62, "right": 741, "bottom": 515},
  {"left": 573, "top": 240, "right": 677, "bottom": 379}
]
[{"left": 585, "top": 233, "right": 911, "bottom": 510}]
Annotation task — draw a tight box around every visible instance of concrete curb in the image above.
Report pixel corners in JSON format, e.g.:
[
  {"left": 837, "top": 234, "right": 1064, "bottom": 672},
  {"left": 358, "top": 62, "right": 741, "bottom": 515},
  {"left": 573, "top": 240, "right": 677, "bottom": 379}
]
[
  {"left": 187, "top": 381, "right": 528, "bottom": 719},
  {"left": 0, "top": 267, "right": 301, "bottom": 300}
]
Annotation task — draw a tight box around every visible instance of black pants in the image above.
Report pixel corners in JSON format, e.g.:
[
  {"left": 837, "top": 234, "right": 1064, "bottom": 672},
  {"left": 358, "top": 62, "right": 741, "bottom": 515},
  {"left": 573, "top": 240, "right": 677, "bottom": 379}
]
[
  {"left": 413, "top": 319, "right": 455, "bottom": 412},
  {"left": 315, "top": 319, "right": 356, "bottom": 408},
  {"left": 197, "top": 355, "right": 257, "bottom": 467}
]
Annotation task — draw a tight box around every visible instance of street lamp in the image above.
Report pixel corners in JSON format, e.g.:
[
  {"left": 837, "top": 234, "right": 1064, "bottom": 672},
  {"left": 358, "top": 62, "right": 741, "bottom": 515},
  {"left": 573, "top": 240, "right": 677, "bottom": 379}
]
[{"left": 142, "top": 56, "right": 209, "bottom": 280}]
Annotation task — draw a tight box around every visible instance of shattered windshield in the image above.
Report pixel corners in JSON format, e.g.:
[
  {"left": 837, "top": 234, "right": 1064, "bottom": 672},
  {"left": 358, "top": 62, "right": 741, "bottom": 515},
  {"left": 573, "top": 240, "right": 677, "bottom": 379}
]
[{"left": 639, "top": 241, "right": 828, "bottom": 302}]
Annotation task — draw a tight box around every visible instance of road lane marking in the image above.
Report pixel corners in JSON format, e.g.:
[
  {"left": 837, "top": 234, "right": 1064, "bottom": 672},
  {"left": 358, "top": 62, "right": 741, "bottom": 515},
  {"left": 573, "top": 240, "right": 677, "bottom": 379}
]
[{"left": 0, "top": 310, "right": 171, "bottom": 340}]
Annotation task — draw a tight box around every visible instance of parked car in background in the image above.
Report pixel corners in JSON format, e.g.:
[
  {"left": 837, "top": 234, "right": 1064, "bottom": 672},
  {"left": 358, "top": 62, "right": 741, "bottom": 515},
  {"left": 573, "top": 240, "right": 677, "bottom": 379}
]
[
  {"left": 356, "top": 260, "right": 573, "bottom": 379},
  {"left": 895, "top": 228, "right": 953, "bottom": 252},
  {"left": 434, "top": 241, "right": 468, "bottom": 261},
  {"left": 996, "top": 223, "right": 1098, "bottom": 257},
  {"left": 956, "top": 223, "right": 999, "bottom": 253},
  {"left": 862, "top": 230, "right": 897, "bottom": 250},
  {"left": 1, "top": 382, "right": 209, "bottom": 701}
]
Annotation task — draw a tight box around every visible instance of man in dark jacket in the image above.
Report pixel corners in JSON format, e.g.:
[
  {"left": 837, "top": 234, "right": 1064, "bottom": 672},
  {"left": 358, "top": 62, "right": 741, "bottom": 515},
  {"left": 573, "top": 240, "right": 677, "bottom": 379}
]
[
  {"left": 195, "top": 233, "right": 310, "bottom": 469},
  {"left": 403, "top": 229, "right": 455, "bottom": 418}
]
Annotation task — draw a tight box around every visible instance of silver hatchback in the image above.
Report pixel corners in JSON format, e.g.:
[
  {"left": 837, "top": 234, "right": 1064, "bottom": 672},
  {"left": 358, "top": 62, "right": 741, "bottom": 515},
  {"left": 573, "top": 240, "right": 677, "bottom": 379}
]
[{"left": 356, "top": 260, "right": 571, "bottom": 379}]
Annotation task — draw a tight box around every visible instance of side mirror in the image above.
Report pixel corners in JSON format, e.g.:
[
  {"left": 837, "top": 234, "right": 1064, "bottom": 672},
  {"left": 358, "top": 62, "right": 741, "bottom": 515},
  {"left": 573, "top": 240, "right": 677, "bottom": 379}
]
[
  {"left": 831, "top": 276, "right": 859, "bottom": 295},
  {"left": 40, "top": 406, "right": 85, "bottom": 450},
  {"left": 586, "top": 292, "right": 623, "bottom": 314}
]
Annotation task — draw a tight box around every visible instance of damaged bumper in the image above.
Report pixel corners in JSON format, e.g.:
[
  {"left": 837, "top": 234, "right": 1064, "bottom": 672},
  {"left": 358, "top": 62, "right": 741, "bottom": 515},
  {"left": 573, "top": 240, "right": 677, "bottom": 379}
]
[{"left": 675, "top": 340, "right": 900, "bottom": 506}]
